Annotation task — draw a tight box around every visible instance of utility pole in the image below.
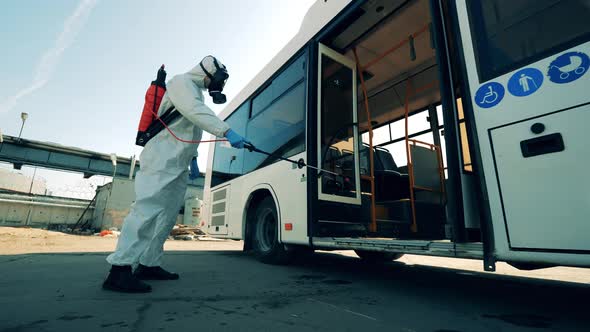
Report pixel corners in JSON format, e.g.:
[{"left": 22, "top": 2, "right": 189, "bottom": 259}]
[
  {"left": 28, "top": 167, "right": 38, "bottom": 194},
  {"left": 18, "top": 112, "right": 28, "bottom": 140},
  {"left": 110, "top": 153, "right": 117, "bottom": 179}
]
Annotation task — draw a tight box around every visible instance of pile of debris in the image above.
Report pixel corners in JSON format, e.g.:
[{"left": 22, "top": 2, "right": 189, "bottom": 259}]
[
  {"left": 72, "top": 229, "right": 95, "bottom": 236},
  {"left": 57, "top": 224, "right": 209, "bottom": 240},
  {"left": 94, "top": 227, "right": 121, "bottom": 238},
  {"left": 170, "top": 224, "right": 206, "bottom": 241},
  {"left": 49, "top": 224, "right": 95, "bottom": 236}
]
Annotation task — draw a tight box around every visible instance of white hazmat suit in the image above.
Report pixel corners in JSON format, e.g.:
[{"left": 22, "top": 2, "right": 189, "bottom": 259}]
[{"left": 107, "top": 57, "right": 230, "bottom": 267}]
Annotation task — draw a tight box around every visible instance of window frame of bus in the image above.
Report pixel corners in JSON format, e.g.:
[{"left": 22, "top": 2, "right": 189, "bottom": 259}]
[{"left": 466, "top": 0, "right": 590, "bottom": 83}]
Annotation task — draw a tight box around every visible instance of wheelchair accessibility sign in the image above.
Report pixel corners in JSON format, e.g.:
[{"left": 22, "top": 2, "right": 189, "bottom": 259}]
[
  {"left": 547, "top": 51, "right": 589, "bottom": 84},
  {"left": 474, "top": 82, "right": 504, "bottom": 109}
]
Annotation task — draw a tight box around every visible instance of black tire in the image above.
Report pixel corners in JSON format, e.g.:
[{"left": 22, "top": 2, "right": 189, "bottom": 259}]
[
  {"left": 252, "top": 197, "right": 292, "bottom": 265},
  {"left": 354, "top": 250, "right": 403, "bottom": 263}
]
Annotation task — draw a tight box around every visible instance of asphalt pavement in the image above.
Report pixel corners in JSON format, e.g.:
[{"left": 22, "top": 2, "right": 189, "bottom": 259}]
[{"left": 0, "top": 248, "right": 588, "bottom": 332}]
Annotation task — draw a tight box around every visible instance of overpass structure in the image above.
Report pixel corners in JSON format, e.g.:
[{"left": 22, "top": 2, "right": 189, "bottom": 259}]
[
  {"left": 0, "top": 134, "right": 204, "bottom": 187},
  {"left": 0, "top": 134, "right": 138, "bottom": 178}
]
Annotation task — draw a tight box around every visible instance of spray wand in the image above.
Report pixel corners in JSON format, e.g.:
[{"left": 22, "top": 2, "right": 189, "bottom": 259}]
[{"left": 244, "top": 142, "right": 342, "bottom": 178}]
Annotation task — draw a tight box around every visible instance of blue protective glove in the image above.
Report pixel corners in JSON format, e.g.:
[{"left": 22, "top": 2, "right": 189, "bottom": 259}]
[
  {"left": 224, "top": 129, "right": 248, "bottom": 149},
  {"left": 189, "top": 157, "right": 199, "bottom": 180}
]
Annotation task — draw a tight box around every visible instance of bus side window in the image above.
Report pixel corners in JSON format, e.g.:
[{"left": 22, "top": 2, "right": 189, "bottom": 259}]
[
  {"left": 211, "top": 102, "right": 249, "bottom": 187},
  {"left": 251, "top": 55, "right": 306, "bottom": 118},
  {"left": 243, "top": 54, "right": 307, "bottom": 173},
  {"left": 243, "top": 83, "right": 306, "bottom": 173}
]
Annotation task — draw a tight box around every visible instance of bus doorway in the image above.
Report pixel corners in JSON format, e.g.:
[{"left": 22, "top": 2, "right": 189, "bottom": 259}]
[{"left": 313, "top": 0, "right": 475, "bottom": 242}]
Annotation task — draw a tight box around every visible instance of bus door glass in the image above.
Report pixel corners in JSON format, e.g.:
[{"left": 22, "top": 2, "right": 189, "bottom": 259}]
[{"left": 317, "top": 43, "right": 361, "bottom": 205}]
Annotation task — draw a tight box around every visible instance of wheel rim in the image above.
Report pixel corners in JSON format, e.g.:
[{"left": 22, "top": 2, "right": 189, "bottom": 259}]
[{"left": 256, "top": 208, "right": 276, "bottom": 252}]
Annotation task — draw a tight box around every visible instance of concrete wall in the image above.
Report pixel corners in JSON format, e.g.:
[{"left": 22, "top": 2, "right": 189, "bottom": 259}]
[
  {"left": 92, "top": 178, "right": 204, "bottom": 230},
  {"left": 0, "top": 192, "right": 92, "bottom": 228}
]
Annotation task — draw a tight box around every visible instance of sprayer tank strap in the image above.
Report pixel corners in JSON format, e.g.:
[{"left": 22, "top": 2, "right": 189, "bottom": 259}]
[
  {"left": 144, "top": 105, "right": 181, "bottom": 140},
  {"left": 152, "top": 86, "right": 160, "bottom": 115}
]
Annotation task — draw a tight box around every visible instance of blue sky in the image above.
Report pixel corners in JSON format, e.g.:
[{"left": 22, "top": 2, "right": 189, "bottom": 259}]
[{"left": 0, "top": 0, "right": 315, "bottom": 196}]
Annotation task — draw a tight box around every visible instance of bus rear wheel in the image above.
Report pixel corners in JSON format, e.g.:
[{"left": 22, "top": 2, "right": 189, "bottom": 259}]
[
  {"left": 354, "top": 250, "right": 403, "bottom": 263},
  {"left": 252, "top": 197, "right": 292, "bottom": 265}
]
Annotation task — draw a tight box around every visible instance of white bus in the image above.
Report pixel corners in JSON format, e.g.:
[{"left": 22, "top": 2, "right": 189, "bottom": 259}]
[{"left": 204, "top": 0, "right": 590, "bottom": 271}]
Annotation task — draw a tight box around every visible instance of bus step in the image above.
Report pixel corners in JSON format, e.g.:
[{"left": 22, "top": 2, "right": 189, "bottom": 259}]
[{"left": 374, "top": 200, "right": 446, "bottom": 239}]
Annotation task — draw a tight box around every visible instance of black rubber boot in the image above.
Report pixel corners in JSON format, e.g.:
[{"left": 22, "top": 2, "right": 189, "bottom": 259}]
[
  {"left": 134, "top": 264, "right": 180, "bottom": 280},
  {"left": 102, "top": 265, "right": 152, "bottom": 293}
]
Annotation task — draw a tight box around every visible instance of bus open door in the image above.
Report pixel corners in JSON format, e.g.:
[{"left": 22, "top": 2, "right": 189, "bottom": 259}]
[{"left": 451, "top": 0, "right": 590, "bottom": 267}]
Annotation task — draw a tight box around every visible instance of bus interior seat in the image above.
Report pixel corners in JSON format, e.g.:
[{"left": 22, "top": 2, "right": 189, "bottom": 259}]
[
  {"left": 342, "top": 149, "right": 354, "bottom": 158},
  {"left": 324, "top": 146, "right": 342, "bottom": 169},
  {"left": 340, "top": 150, "right": 355, "bottom": 189},
  {"left": 322, "top": 146, "right": 344, "bottom": 194},
  {"left": 409, "top": 144, "right": 443, "bottom": 204},
  {"left": 375, "top": 147, "right": 399, "bottom": 170},
  {"left": 373, "top": 147, "right": 410, "bottom": 202},
  {"left": 359, "top": 144, "right": 370, "bottom": 175},
  {"left": 341, "top": 150, "right": 354, "bottom": 170}
]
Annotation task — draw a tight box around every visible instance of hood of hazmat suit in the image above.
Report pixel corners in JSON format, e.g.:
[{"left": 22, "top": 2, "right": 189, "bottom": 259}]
[
  {"left": 187, "top": 56, "right": 215, "bottom": 89},
  {"left": 107, "top": 56, "right": 231, "bottom": 268}
]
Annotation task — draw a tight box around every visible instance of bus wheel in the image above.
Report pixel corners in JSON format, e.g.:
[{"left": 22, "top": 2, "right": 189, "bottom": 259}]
[
  {"left": 253, "top": 197, "right": 292, "bottom": 265},
  {"left": 354, "top": 250, "right": 403, "bottom": 263}
]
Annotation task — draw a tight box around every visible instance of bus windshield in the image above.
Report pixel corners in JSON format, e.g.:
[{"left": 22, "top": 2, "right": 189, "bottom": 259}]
[{"left": 467, "top": 0, "right": 590, "bottom": 82}]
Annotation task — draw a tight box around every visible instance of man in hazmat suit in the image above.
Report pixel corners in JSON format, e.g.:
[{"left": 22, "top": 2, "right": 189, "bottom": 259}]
[{"left": 103, "top": 56, "right": 247, "bottom": 293}]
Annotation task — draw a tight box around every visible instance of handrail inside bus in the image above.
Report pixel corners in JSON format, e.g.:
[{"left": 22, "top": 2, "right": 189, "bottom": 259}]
[
  {"left": 361, "top": 23, "right": 431, "bottom": 70},
  {"left": 354, "top": 48, "right": 377, "bottom": 233},
  {"left": 352, "top": 21, "right": 444, "bottom": 235},
  {"left": 404, "top": 80, "right": 444, "bottom": 233}
]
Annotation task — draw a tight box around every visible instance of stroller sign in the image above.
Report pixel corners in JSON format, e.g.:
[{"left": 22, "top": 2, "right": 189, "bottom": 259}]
[{"left": 548, "top": 51, "right": 589, "bottom": 84}]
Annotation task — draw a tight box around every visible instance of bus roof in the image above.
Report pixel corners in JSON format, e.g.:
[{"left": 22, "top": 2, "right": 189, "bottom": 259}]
[{"left": 218, "top": 0, "right": 354, "bottom": 120}]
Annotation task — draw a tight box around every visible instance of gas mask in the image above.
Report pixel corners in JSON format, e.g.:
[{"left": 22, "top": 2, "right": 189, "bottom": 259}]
[{"left": 200, "top": 57, "right": 229, "bottom": 104}]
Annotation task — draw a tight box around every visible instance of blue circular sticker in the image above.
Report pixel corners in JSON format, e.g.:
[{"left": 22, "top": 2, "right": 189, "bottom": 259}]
[
  {"left": 474, "top": 82, "right": 505, "bottom": 109},
  {"left": 507, "top": 68, "right": 543, "bottom": 97},
  {"left": 547, "top": 51, "right": 589, "bottom": 84}
]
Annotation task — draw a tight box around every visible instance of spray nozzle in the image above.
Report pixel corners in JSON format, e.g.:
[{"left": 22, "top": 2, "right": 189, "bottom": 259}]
[{"left": 155, "top": 64, "right": 167, "bottom": 86}]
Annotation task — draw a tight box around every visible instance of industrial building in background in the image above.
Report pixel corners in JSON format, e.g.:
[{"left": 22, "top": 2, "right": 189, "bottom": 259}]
[{"left": 0, "top": 168, "right": 47, "bottom": 195}]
